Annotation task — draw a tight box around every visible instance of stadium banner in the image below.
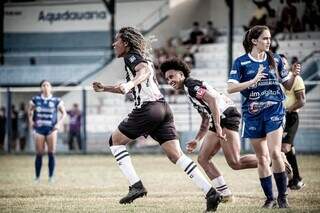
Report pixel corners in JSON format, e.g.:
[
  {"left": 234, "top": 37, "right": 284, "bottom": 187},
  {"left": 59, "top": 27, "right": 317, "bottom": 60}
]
[{"left": 4, "top": 3, "right": 111, "bottom": 33}]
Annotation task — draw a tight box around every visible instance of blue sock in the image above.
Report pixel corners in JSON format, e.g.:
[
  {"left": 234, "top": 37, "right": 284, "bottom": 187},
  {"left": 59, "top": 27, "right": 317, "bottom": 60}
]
[
  {"left": 35, "top": 154, "right": 43, "bottom": 178},
  {"left": 274, "top": 172, "right": 287, "bottom": 198},
  {"left": 48, "top": 152, "right": 55, "bottom": 177},
  {"left": 260, "top": 176, "right": 274, "bottom": 201}
]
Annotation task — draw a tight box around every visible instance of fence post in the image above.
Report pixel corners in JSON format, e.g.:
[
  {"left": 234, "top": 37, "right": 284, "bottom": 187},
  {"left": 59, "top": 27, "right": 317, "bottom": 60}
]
[
  {"left": 82, "top": 88, "right": 87, "bottom": 154},
  {"left": 6, "top": 88, "right": 12, "bottom": 153}
]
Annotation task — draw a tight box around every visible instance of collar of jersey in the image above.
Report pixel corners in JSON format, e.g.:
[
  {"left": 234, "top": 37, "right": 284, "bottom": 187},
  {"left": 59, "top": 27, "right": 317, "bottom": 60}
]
[
  {"left": 248, "top": 52, "right": 267, "bottom": 62},
  {"left": 41, "top": 94, "right": 53, "bottom": 100}
]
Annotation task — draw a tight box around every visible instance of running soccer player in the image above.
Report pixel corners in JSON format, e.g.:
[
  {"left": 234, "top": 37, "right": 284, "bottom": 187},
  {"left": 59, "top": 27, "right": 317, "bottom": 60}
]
[
  {"left": 280, "top": 54, "right": 306, "bottom": 190},
  {"left": 92, "top": 27, "right": 221, "bottom": 212},
  {"left": 28, "top": 80, "right": 66, "bottom": 183},
  {"left": 227, "top": 25, "right": 300, "bottom": 208},
  {"left": 160, "top": 58, "right": 258, "bottom": 202}
]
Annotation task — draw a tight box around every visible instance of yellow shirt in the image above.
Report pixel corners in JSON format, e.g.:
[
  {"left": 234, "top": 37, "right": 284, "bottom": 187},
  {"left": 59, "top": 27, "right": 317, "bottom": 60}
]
[{"left": 284, "top": 73, "right": 305, "bottom": 111}]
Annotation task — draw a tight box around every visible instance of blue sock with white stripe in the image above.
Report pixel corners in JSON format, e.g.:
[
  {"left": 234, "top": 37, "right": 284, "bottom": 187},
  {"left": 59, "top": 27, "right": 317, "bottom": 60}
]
[
  {"left": 176, "top": 154, "right": 212, "bottom": 195},
  {"left": 110, "top": 145, "right": 140, "bottom": 186}
]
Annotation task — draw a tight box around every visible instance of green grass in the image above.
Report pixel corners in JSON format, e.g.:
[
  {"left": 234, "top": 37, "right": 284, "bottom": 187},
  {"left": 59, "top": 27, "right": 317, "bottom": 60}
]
[{"left": 0, "top": 154, "right": 320, "bottom": 212}]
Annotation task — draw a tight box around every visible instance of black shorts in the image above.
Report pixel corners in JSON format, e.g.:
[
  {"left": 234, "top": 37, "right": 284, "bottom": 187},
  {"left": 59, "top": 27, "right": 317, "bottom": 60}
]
[
  {"left": 282, "top": 111, "right": 299, "bottom": 145},
  {"left": 118, "top": 99, "right": 178, "bottom": 144},
  {"left": 209, "top": 106, "right": 241, "bottom": 133}
]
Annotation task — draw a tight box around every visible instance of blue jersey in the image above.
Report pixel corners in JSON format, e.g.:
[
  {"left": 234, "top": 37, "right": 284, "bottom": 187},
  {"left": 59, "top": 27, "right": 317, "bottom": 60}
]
[
  {"left": 228, "top": 53, "right": 289, "bottom": 116},
  {"left": 31, "top": 94, "right": 62, "bottom": 129}
]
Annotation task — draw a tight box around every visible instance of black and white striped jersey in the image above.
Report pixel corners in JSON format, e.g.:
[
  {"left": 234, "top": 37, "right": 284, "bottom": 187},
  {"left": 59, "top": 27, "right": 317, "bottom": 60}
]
[
  {"left": 124, "top": 51, "right": 163, "bottom": 108},
  {"left": 184, "top": 77, "right": 235, "bottom": 117}
]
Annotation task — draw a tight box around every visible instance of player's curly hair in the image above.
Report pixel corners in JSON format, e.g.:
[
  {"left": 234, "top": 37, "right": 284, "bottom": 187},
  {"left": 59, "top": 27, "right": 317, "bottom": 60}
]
[
  {"left": 118, "top": 27, "right": 153, "bottom": 60},
  {"left": 243, "top": 25, "right": 275, "bottom": 70},
  {"left": 160, "top": 58, "right": 191, "bottom": 78}
]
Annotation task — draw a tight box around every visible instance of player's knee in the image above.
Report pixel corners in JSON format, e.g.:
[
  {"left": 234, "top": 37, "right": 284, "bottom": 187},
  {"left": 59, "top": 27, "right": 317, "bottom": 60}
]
[
  {"left": 197, "top": 155, "right": 210, "bottom": 168},
  {"left": 257, "top": 155, "right": 269, "bottom": 167},
  {"left": 270, "top": 150, "right": 282, "bottom": 161},
  {"left": 227, "top": 159, "right": 241, "bottom": 170}
]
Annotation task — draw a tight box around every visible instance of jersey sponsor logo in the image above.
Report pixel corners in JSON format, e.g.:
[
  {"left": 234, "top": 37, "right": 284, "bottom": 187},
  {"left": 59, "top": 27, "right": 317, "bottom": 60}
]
[
  {"left": 248, "top": 101, "right": 278, "bottom": 114},
  {"left": 230, "top": 70, "right": 237, "bottom": 75},
  {"left": 247, "top": 69, "right": 256, "bottom": 75},
  {"left": 241, "top": 61, "right": 251, "bottom": 65},
  {"left": 249, "top": 89, "right": 281, "bottom": 100},
  {"left": 129, "top": 55, "right": 136, "bottom": 63},
  {"left": 248, "top": 126, "right": 256, "bottom": 131},
  {"left": 35, "top": 107, "right": 55, "bottom": 113}
]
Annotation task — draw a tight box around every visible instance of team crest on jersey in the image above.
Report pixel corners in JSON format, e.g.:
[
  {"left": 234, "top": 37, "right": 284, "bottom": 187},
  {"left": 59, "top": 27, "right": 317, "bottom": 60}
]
[
  {"left": 194, "top": 86, "right": 200, "bottom": 91},
  {"left": 48, "top": 101, "right": 55, "bottom": 108},
  {"left": 129, "top": 55, "right": 136, "bottom": 63}
]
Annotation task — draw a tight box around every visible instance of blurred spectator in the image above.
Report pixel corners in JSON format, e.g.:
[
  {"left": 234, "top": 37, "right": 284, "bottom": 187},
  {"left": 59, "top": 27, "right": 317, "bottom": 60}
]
[
  {"left": 291, "top": 56, "right": 299, "bottom": 65},
  {"left": 0, "top": 107, "right": 6, "bottom": 152},
  {"left": 17, "top": 103, "right": 28, "bottom": 151},
  {"left": 202, "top": 21, "right": 219, "bottom": 44},
  {"left": 280, "top": 0, "right": 302, "bottom": 33},
  {"left": 186, "top": 22, "right": 204, "bottom": 45},
  {"left": 266, "top": 9, "right": 280, "bottom": 36},
  {"left": 10, "top": 105, "right": 18, "bottom": 151},
  {"left": 244, "top": 1, "right": 268, "bottom": 30},
  {"left": 301, "top": 0, "right": 318, "bottom": 31},
  {"left": 67, "top": 103, "right": 82, "bottom": 151}
]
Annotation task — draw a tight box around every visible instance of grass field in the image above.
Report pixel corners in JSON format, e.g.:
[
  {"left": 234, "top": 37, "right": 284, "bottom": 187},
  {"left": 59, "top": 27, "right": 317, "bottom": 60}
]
[{"left": 0, "top": 154, "right": 320, "bottom": 212}]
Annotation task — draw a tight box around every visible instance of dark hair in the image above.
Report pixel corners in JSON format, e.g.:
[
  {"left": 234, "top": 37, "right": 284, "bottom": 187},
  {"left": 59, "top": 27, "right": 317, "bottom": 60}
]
[
  {"left": 243, "top": 25, "right": 275, "bottom": 69},
  {"left": 118, "top": 27, "right": 152, "bottom": 60},
  {"left": 40, "top": 80, "right": 50, "bottom": 87},
  {"left": 160, "top": 58, "right": 191, "bottom": 78},
  {"left": 279, "top": 54, "right": 286, "bottom": 59}
]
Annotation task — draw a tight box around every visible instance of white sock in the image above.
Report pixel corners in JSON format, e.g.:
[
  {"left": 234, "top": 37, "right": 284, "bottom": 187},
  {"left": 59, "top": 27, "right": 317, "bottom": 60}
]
[
  {"left": 110, "top": 145, "right": 140, "bottom": 186},
  {"left": 176, "top": 154, "right": 212, "bottom": 195},
  {"left": 212, "top": 176, "right": 232, "bottom": 196}
]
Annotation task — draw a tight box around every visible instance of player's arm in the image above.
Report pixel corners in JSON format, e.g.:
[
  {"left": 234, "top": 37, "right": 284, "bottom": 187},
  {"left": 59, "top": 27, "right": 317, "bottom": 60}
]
[
  {"left": 55, "top": 102, "right": 67, "bottom": 130},
  {"left": 92, "top": 81, "right": 123, "bottom": 94},
  {"left": 287, "top": 89, "right": 306, "bottom": 112},
  {"left": 186, "top": 113, "right": 209, "bottom": 153},
  {"left": 195, "top": 113, "right": 210, "bottom": 141},
  {"left": 201, "top": 91, "right": 226, "bottom": 141},
  {"left": 28, "top": 100, "right": 35, "bottom": 128},
  {"left": 227, "top": 65, "right": 267, "bottom": 94},
  {"left": 282, "top": 64, "right": 301, "bottom": 90},
  {"left": 119, "top": 62, "right": 151, "bottom": 94}
]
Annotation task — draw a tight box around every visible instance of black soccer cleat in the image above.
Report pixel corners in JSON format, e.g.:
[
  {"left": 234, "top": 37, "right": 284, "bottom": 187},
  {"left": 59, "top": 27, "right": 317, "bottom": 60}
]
[
  {"left": 262, "top": 199, "right": 277, "bottom": 208},
  {"left": 119, "top": 181, "right": 147, "bottom": 204},
  {"left": 277, "top": 195, "right": 289, "bottom": 208},
  {"left": 205, "top": 187, "right": 222, "bottom": 212}
]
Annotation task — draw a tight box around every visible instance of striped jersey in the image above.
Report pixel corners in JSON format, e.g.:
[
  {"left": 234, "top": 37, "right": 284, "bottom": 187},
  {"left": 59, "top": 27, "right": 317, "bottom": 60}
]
[
  {"left": 124, "top": 51, "right": 163, "bottom": 108},
  {"left": 184, "top": 77, "right": 235, "bottom": 118},
  {"left": 31, "top": 94, "right": 63, "bottom": 128}
]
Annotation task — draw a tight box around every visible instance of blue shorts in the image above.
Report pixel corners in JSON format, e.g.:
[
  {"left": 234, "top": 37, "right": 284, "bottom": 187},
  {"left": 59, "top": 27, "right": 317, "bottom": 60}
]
[
  {"left": 242, "top": 102, "right": 285, "bottom": 139},
  {"left": 34, "top": 126, "right": 55, "bottom": 136}
]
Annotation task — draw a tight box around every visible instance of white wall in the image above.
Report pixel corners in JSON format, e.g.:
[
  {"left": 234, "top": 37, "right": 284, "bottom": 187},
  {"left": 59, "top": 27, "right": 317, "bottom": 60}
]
[{"left": 149, "top": 0, "right": 211, "bottom": 47}]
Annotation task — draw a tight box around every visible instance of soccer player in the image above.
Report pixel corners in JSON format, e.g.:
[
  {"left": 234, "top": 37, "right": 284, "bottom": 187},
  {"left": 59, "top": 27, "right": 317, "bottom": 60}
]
[
  {"left": 160, "top": 58, "right": 258, "bottom": 202},
  {"left": 92, "top": 27, "right": 221, "bottom": 212},
  {"left": 280, "top": 54, "right": 305, "bottom": 190},
  {"left": 28, "top": 80, "right": 66, "bottom": 183},
  {"left": 227, "top": 25, "right": 300, "bottom": 208}
]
